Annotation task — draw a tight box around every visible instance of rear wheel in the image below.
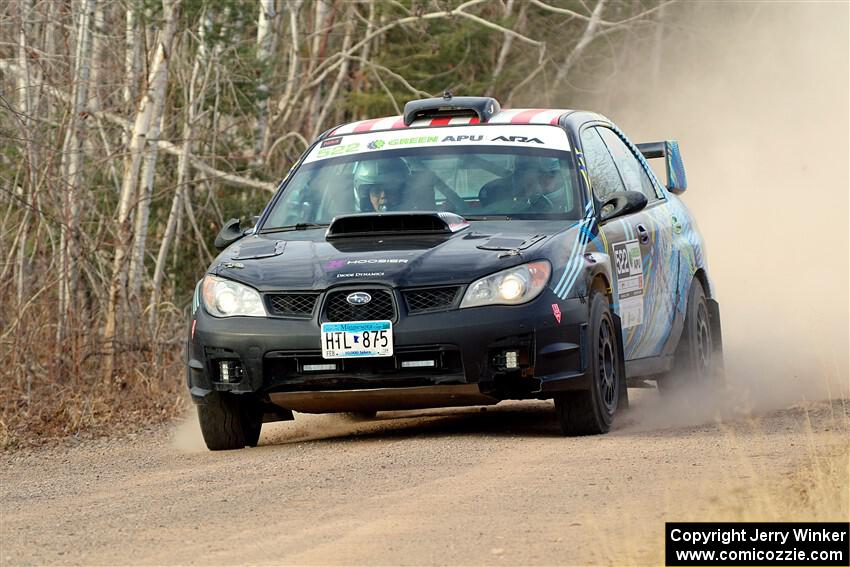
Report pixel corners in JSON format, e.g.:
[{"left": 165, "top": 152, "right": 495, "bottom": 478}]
[
  {"left": 657, "top": 278, "right": 722, "bottom": 392},
  {"left": 197, "top": 392, "right": 263, "bottom": 451},
  {"left": 554, "top": 290, "right": 623, "bottom": 435}
]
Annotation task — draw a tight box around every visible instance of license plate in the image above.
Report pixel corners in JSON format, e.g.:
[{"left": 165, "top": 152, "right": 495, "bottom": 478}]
[{"left": 321, "top": 320, "right": 393, "bottom": 359}]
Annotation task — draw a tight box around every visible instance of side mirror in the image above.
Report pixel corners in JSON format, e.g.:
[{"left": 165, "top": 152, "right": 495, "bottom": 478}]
[
  {"left": 214, "top": 218, "right": 244, "bottom": 251},
  {"left": 599, "top": 191, "right": 648, "bottom": 222}
]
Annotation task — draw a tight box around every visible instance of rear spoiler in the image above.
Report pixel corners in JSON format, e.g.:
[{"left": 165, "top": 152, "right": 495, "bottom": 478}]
[{"left": 636, "top": 140, "right": 687, "bottom": 194}]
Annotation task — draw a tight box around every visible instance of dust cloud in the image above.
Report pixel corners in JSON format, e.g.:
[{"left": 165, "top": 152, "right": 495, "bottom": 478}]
[
  {"left": 171, "top": 410, "right": 399, "bottom": 451},
  {"left": 167, "top": 410, "right": 357, "bottom": 451},
  {"left": 567, "top": 1, "right": 849, "bottom": 414},
  {"left": 170, "top": 413, "right": 207, "bottom": 453}
]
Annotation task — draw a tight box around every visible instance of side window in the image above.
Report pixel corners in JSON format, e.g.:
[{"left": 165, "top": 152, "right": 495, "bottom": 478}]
[
  {"left": 580, "top": 127, "right": 625, "bottom": 201},
  {"left": 596, "top": 127, "right": 659, "bottom": 201}
]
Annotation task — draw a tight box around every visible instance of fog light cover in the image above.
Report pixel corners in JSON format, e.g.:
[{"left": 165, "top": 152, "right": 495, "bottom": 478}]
[
  {"left": 303, "top": 363, "right": 337, "bottom": 372},
  {"left": 401, "top": 359, "right": 436, "bottom": 368},
  {"left": 218, "top": 360, "right": 244, "bottom": 383}
]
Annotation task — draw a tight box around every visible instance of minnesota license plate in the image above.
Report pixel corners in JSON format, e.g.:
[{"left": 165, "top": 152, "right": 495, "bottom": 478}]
[{"left": 321, "top": 320, "right": 393, "bottom": 359}]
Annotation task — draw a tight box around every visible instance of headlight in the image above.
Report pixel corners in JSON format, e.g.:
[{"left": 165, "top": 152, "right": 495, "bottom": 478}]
[
  {"left": 460, "top": 261, "right": 551, "bottom": 308},
  {"left": 201, "top": 275, "right": 266, "bottom": 317}
]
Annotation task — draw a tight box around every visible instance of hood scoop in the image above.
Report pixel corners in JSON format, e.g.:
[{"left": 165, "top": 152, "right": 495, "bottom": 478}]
[
  {"left": 326, "top": 212, "right": 469, "bottom": 239},
  {"left": 230, "top": 237, "right": 286, "bottom": 260},
  {"left": 476, "top": 234, "right": 546, "bottom": 251}
]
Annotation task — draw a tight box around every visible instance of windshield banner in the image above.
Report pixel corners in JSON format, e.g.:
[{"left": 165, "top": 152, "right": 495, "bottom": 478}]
[{"left": 305, "top": 124, "right": 571, "bottom": 163}]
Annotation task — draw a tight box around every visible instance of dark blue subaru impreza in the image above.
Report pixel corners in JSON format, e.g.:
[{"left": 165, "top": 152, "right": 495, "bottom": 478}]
[{"left": 188, "top": 95, "right": 723, "bottom": 450}]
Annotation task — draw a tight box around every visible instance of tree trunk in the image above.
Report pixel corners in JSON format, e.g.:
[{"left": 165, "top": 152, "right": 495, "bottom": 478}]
[
  {"left": 123, "top": 0, "right": 140, "bottom": 147},
  {"left": 57, "top": 0, "right": 97, "bottom": 349},
  {"left": 103, "top": 0, "right": 180, "bottom": 378},
  {"left": 254, "top": 0, "right": 278, "bottom": 161},
  {"left": 311, "top": 9, "right": 353, "bottom": 139},
  {"left": 150, "top": 23, "right": 208, "bottom": 329},
  {"left": 15, "top": 0, "right": 36, "bottom": 306},
  {"left": 485, "top": 0, "right": 519, "bottom": 97},
  {"left": 551, "top": 0, "right": 607, "bottom": 92},
  {"left": 127, "top": 97, "right": 168, "bottom": 304},
  {"left": 265, "top": 0, "right": 303, "bottom": 157}
]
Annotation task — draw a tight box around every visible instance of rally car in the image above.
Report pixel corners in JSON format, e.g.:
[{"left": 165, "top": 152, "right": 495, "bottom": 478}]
[{"left": 188, "top": 95, "right": 723, "bottom": 450}]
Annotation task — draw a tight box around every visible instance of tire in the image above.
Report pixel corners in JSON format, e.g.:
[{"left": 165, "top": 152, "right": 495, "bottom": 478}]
[
  {"left": 657, "top": 278, "right": 722, "bottom": 392},
  {"left": 554, "top": 290, "right": 623, "bottom": 436},
  {"left": 196, "top": 392, "right": 263, "bottom": 451}
]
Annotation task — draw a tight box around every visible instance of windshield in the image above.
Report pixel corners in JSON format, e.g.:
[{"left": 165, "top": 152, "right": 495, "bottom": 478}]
[{"left": 262, "top": 126, "right": 582, "bottom": 230}]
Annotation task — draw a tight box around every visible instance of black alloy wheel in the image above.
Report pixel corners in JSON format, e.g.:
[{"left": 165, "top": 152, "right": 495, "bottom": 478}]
[
  {"left": 597, "top": 315, "right": 619, "bottom": 415},
  {"left": 554, "top": 289, "right": 623, "bottom": 435}
]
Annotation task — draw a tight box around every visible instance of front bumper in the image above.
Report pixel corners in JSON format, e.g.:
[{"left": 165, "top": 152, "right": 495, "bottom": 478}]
[{"left": 187, "top": 292, "right": 592, "bottom": 409}]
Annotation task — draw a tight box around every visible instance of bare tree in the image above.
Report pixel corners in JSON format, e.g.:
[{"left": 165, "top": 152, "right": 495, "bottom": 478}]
[
  {"left": 57, "top": 0, "right": 97, "bottom": 348},
  {"left": 0, "top": 0, "right": 675, "bottom": 443},
  {"left": 149, "top": 19, "right": 212, "bottom": 329},
  {"left": 486, "top": 0, "right": 521, "bottom": 97},
  {"left": 254, "top": 0, "right": 278, "bottom": 161},
  {"left": 103, "top": 0, "right": 181, "bottom": 377},
  {"left": 123, "top": 0, "right": 141, "bottom": 146}
]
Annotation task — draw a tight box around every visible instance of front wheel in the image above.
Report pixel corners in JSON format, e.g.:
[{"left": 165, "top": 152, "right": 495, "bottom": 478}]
[
  {"left": 196, "top": 392, "right": 263, "bottom": 451},
  {"left": 554, "top": 290, "right": 624, "bottom": 436}
]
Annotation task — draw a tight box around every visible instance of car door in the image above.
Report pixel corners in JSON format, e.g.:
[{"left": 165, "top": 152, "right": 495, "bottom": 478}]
[{"left": 580, "top": 126, "right": 676, "bottom": 360}]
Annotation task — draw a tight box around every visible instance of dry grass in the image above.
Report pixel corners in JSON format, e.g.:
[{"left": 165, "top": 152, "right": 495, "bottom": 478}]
[
  {"left": 0, "top": 295, "right": 188, "bottom": 450},
  {"left": 598, "top": 403, "right": 850, "bottom": 566}
]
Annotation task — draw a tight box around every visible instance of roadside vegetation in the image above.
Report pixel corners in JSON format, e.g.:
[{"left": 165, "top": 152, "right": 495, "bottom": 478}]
[
  {"left": 599, "top": 402, "right": 850, "bottom": 565},
  {"left": 1, "top": 0, "right": 694, "bottom": 447}
]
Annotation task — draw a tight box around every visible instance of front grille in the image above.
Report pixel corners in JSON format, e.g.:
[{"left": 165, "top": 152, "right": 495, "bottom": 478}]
[
  {"left": 266, "top": 293, "right": 319, "bottom": 318},
  {"left": 324, "top": 289, "right": 395, "bottom": 322},
  {"left": 403, "top": 286, "right": 463, "bottom": 314}
]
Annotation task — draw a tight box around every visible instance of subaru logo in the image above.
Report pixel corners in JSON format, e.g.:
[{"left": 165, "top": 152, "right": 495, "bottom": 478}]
[{"left": 346, "top": 292, "right": 372, "bottom": 305}]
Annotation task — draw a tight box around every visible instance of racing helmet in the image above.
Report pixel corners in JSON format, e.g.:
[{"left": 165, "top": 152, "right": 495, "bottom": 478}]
[
  {"left": 538, "top": 157, "right": 561, "bottom": 173},
  {"left": 512, "top": 156, "right": 563, "bottom": 201},
  {"left": 514, "top": 156, "right": 561, "bottom": 175},
  {"left": 353, "top": 158, "right": 410, "bottom": 211}
]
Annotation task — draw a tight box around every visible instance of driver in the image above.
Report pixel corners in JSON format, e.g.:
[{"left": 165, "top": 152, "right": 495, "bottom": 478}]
[
  {"left": 534, "top": 157, "right": 563, "bottom": 197},
  {"left": 353, "top": 158, "right": 411, "bottom": 212},
  {"left": 480, "top": 156, "right": 564, "bottom": 212},
  {"left": 514, "top": 157, "right": 563, "bottom": 204}
]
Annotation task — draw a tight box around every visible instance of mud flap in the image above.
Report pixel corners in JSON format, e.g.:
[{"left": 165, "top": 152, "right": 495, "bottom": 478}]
[
  {"left": 262, "top": 399, "right": 294, "bottom": 423},
  {"left": 707, "top": 298, "right": 723, "bottom": 358},
  {"left": 707, "top": 298, "right": 726, "bottom": 383},
  {"left": 611, "top": 313, "right": 629, "bottom": 410}
]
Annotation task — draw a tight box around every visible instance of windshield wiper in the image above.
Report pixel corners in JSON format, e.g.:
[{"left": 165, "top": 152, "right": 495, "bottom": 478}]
[{"left": 260, "top": 222, "right": 328, "bottom": 234}]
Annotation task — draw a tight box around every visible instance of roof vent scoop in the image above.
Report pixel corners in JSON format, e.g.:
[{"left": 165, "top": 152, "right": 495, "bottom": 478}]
[{"left": 403, "top": 95, "right": 501, "bottom": 126}]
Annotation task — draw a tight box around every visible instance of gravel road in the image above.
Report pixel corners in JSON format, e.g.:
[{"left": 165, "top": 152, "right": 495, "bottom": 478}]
[{"left": 1, "top": 391, "right": 847, "bottom": 566}]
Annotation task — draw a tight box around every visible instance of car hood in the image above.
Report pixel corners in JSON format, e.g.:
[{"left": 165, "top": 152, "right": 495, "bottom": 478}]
[{"left": 209, "top": 220, "right": 579, "bottom": 291}]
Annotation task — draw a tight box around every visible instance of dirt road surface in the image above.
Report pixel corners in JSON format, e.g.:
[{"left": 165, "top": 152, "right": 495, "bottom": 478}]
[{"left": 2, "top": 391, "right": 847, "bottom": 566}]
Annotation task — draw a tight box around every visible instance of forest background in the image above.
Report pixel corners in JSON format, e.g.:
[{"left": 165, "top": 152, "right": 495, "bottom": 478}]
[{"left": 3, "top": 0, "right": 844, "bottom": 448}]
